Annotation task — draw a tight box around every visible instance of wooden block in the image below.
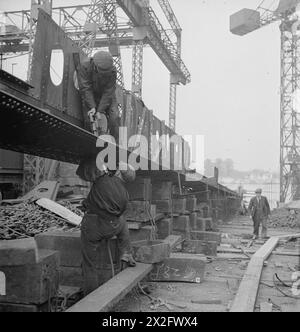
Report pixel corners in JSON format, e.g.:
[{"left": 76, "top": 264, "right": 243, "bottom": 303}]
[
  {"left": 156, "top": 218, "right": 173, "bottom": 239},
  {"left": 35, "top": 231, "right": 119, "bottom": 268},
  {"left": 152, "top": 181, "right": 172, "bottom": 200},
  {"left": 149, "top": 253, "right": 206, "bottom": 283},
  {"left": 60, "top": 266, "right": 83, "bottom": 288},
  {"left": 129, "top": 226, "right": 153, "bottom": 242},
  {"left": 186, "top": 197, "right": 197, "bottom": 212},
  {"left": 67, "top": 263, "right": 153, "bottom": 312},
  {"left": 173, "top": 215, "right": 190, "bottom": 232},
  {"left": 189, "top": 213, "right": 197, "bottom": 229},
  {"left": 127, "top": 222, "right": 142, "bottom": 230},
  {"left": 163, "top": 235, "right": 183, "bottom": 250},
  {"left": 0, "top": 250, "right": 60, "bottom": 305},
  {"left": 192, "top": 218, "right": 206, "bottom": 232},
  {"left": 132, "top": 240, "right": 170, "bottom": 264},
  {"left": 153, "top": 199, "right": 172, "bottom": 214},
  {"left": 172, "top": 198, "right": 186, "bottom": 214},
  {"left": 35, "top": 231, "right": 81, "bottom": 267},
  {"left": 124, "top": 201, "right": 153, "bottom": 222},
  {"left": 191, "top": 231, "right": 222, "bottom": 245},
  {"left": 125, "top": 178, "right": 152, "bottom": 201},
  {"left": 204, "top": 218, "right": 213, "bottom": 231},
  {"left": 0, "top": 238, "right": 38, "bottom": 266},
  {"left": 182, "top": 240, "right": 218, "bottom": 256}
]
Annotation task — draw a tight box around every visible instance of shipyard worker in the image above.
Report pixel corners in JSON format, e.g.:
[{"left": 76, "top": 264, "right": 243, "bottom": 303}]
[
  {"left": 248, "top": 188, "right": 271, "bottom": 240},
  {"left": 78, "top": 51, "right": 119, "bottom": 140},
  {"left": 77, "top": 159, "right": 136, "bottom": 296}
]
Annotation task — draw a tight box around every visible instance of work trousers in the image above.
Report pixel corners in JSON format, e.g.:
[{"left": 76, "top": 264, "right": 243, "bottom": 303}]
[
  {"left": 81, "top": 213, "right": 131, "bottom": 296},
  {"left": 253, "top": 215, "right": 268, "bottom": 238}
]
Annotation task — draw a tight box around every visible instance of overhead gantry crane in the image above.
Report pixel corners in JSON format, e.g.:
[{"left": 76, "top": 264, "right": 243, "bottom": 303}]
[
  {"left": 231, "top": 0, "right": 300, "bottom": 202},
  {"left": 0, "top": 0, "right": 191, "bottom": 192}
]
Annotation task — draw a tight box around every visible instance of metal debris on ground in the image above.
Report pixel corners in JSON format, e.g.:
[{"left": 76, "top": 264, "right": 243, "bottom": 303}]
[
  {"left": 0, "top": 201, "right": 83, "bottom": 240},
  {"left": 269, "top": 208, "right": 300, "bottom": 229}
]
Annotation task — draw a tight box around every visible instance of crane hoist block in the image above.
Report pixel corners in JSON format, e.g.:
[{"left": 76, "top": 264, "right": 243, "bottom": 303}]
[{"left": 230, "top": 8, "right": 261, "bottom": 36}]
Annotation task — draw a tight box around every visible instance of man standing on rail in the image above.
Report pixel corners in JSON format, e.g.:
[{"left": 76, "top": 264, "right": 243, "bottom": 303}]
[
  {"left": 248, "top": 188, "right": 271, "bottom": 240},
  {"left": 78, "top": 51, "right": 119, "bottom": 140},
  {"left": 77, "top": 159, "right": 136, "bottom": 296}
]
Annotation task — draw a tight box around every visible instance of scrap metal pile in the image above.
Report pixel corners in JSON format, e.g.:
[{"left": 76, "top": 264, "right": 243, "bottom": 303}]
[
  {"left": 0, "top": 201, "right": 83, "bottom": 240},
  {"left": 269, "top": 208, "right": 300, "bottom": 229}
]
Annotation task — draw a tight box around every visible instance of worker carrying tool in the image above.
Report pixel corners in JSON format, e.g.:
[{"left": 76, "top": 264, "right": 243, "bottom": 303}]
[
  {"left": 78, "top": 51, "right": 119, "bottom": 140},
  {"left": 248, "top": 188, "right": 271, "bottom": 240},
  {"left": 76, "top": 158, "right": 136, "bottom": 296}
]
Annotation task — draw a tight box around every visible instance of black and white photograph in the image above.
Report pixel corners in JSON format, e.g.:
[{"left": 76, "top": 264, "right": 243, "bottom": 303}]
[{"left": 0, "top": 0, "right": 300, "bottom": 316}]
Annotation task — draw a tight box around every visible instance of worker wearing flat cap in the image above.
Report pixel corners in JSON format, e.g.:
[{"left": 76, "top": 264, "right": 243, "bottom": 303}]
[
  {"left": 248, "top": 188, "right": 271, "bottom": 240},
  {"left": 76, "top": 159, "right": 136, "bottom": 296},
  {"left": 78, "top": 51, "right": 119, "bottom": 139}
]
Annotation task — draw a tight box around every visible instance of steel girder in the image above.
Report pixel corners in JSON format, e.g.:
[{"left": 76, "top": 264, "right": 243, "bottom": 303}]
[
  {"left": 280, "top": 20, "right": 300, "bottom": 202},
  {"left": 132, "top": 40, "right": 144, "bottom": 97}
]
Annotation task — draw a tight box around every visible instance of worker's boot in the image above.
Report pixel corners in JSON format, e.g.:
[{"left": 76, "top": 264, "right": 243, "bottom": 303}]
[{"left": 121, "top": 253, "right": 136, "bottom": 269}]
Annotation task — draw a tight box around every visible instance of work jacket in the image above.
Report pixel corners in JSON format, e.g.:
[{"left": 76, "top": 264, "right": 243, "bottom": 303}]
[
  {"left": 78, "top": 58, "right": 117, "bottom": 114},
  {"left": 248, "top": 196, "right": 270, "bottom": 219},
  {"left": 83, "top": 174, "right": 129, "bottom": 223}
]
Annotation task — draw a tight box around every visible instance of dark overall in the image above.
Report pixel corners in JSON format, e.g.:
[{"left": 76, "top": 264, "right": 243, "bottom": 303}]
[
  {"left": 81, "top": 174, "right": 131, "bottom": 295},
  {"left": 78, "top": 58, "right": 119, "bottom": 140}
]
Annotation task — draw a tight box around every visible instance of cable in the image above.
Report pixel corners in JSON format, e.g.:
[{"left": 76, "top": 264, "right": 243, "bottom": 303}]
[
  {"left": 273, "top": 274, "right": 300, "bottom": 299},
  {"left": 107, "top": 239, "right": 115, "bottom": 278}
]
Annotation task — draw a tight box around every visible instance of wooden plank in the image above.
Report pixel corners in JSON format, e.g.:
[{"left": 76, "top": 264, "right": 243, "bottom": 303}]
[
  {"left": 22, "top": 181, "right": 60, "bottom": 201},
  {"left": 36, "top": 198, "right": 82, "bottom": 226},
  {"left": 254, "top": 237, "right": 279, "bottom": 260},
  {"left": 230, "top": 236, "right": 280, "bottom": 312},
  {"left": 230, "top": 257, "right": 263, "bottom": 312},
  {"left": 66, "top": 263, "right": 152, "bottom": 312}
]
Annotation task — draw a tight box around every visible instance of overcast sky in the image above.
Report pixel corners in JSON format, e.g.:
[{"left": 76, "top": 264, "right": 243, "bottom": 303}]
[{"left": 0, "top": 0, "right": 281, "bottom": 172}]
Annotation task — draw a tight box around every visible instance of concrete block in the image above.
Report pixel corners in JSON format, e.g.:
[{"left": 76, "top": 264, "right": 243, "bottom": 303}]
[
  {"left": 172, "top": 198, "right": 186, "bottom": 214},
  {"left": 0, "top": 238, "right": 38, "bottom": 266},
  {"left": 152, "top": 181, "right": 172, "bottom": 200},
  {"left": 191, "top": 231, "right": 222, "bottom": 245},
  {"left": 182, "top": 240, "right": 218, "bottom": 256},
  {"left": 0, "top": 249, "right": 60, "bottom": 305},
  {"left": 152, "top": 199, "right": 172, "bottom": 214},
  {"left": 186, "top": 197, "right": 197, "bottom": 212},
  {"left": 149, "top": 253, "right": 206, "bottom": 283},
  {"left": 132, "top": 240, "right": 170, "bottom": 264},
  {"left": 125, "top": 178, "right": 152, "bottom": 201},
  {"left": 157, "top": 218, "right": 173, "bottom": 239}
]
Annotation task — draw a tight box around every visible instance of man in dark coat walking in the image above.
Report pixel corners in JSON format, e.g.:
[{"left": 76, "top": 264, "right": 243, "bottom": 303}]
[{"left": 248, "top": 188, "right": 271, "bottom": 240}]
